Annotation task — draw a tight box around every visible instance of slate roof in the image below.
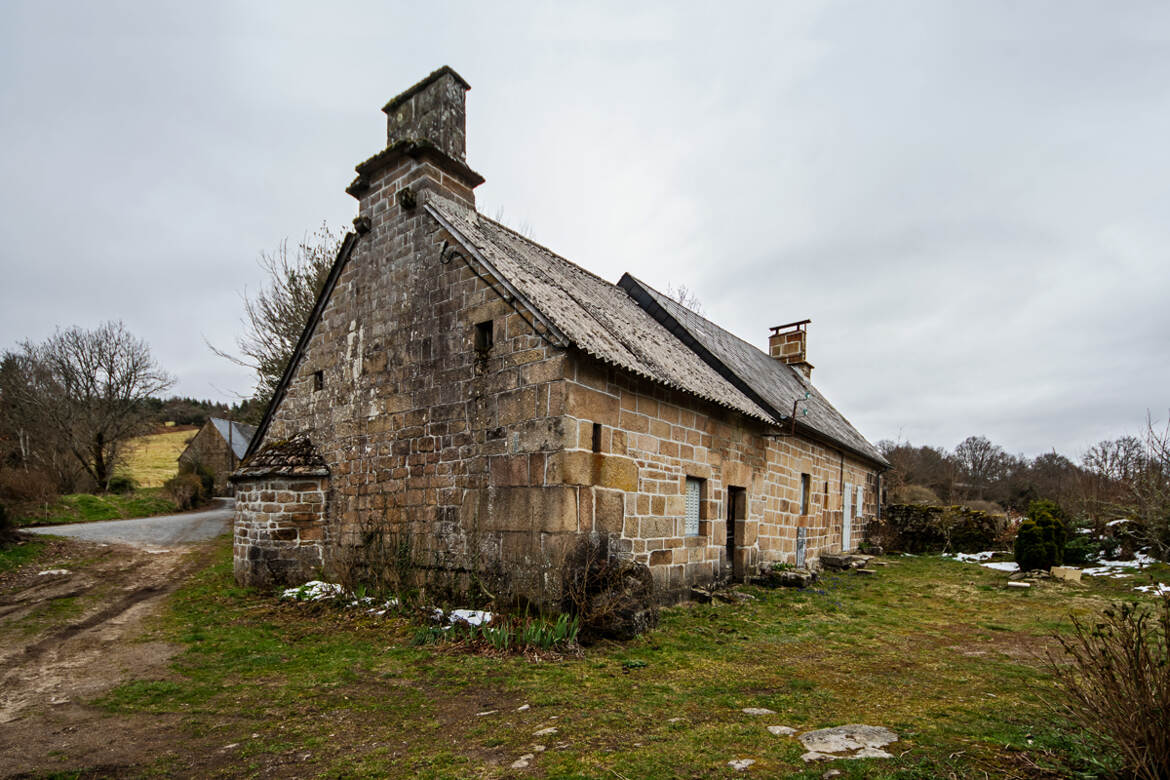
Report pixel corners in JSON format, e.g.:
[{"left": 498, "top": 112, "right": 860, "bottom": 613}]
[
  {"left": 233, "top": 435, "right": 330, "bottom": 480},
  {"left": 209, "top": 418, "right": 257, "bottom": 461},
  {"left": 427, "top": 193, "right": 887, "bottom": 468},
  {"left": 622, "top": 277, "right": 888, "bottom": 466}
]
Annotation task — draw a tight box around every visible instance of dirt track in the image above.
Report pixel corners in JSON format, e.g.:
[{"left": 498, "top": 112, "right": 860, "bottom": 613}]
[{"left": 0, "top": 538, "right": 212, "bottom": 777}]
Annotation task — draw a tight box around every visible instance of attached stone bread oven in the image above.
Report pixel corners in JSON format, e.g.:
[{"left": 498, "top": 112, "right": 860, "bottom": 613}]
[{"left": 231, "top": 435, "right": 330, "bottom": 588}]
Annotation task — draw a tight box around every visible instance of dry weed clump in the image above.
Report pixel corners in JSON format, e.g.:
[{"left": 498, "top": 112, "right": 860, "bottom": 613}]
[
  {"left": 1048, "top": 596, "right": 1170, "bottom": 780},
  {"left": 561, "top": 535, "right": 657, "bottom": 641}
]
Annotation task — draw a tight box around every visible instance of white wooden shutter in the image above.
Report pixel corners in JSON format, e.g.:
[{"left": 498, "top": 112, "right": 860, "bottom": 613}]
[
  {"left": 856, "top": 485, "right": 864, "bottom": 517},
  {"left": 685, "top": 478, "right": 701, "bottom": 536}
]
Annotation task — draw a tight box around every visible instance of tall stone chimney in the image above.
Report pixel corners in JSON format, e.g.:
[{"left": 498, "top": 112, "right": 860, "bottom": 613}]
[
  {"left": 769, "top": 320, "right": 813, "bottom": 379},
  {"left": 383, "top": 66, "right": 469, "bottom": 163},
  {"left": 347, "top": 66, "right": 483, "bottom": 209}
]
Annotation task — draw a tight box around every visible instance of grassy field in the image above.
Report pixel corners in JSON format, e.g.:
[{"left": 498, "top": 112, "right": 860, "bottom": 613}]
[
  {"left": 93, "top": 541, "right": 1170, "bottom": 778},
  {"left": 118, "top": 426, "right": 198, "bottom": 488},
  {"left": 12, "top": 488, "right": 178, "bottom": 527}
]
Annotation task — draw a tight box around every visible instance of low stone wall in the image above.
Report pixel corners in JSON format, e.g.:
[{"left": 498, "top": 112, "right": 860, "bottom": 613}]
[{"left": 234, "top": 476, "right": 329, "bottom": 588}]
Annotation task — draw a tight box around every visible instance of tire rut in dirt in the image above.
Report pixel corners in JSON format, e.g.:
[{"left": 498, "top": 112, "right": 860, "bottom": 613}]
[{"left": 23, "top": 583, "right": 172, "bottom": 658}]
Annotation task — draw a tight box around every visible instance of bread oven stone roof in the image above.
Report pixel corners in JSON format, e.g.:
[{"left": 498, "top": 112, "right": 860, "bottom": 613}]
[{"left": 232, "top": 435, "right": 329, "bottom": 481}]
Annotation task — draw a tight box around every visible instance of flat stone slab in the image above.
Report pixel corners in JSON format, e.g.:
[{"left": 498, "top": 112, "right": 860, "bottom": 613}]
[
  {"left": 728, "top": 758, "right": 755, "bottom": 771},
  {"left": 798, "top": 724, "right": 898, "bottom": 760},
  {"left": 767, "top": 725, "right": 796, "bottom": 736},
  {"left": 742, "top": 707, "right": 776, "bottom": 715},
  {"left": 1006, "top": 581, "right": 1031, "bottom": 589}
]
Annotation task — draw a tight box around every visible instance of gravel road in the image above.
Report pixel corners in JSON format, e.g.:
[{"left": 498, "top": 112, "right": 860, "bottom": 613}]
[{"left": 24, "top": 498, "right": 234, "bottom": 547}]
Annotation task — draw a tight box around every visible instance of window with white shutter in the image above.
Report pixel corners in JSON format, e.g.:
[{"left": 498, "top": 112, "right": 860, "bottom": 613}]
[{"left": 685, "top": 477, "right": 702, "bottom": 536}]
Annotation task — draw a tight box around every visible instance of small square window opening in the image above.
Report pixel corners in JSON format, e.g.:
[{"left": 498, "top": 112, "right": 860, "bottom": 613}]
[
  {"left": 591, "top": 422, "right": 603, "bottom": 453},
  {"left": 312, "top": 370, "right": 323, "bottom": 392},
  {"left": 474, "top": 320, "right": 494, "bottom": 353},
  {"left": 800, "top": 473, "right": 811, "bottom": 515}
]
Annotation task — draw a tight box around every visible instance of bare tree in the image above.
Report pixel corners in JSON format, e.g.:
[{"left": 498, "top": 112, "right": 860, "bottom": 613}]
[
  {"left": 665, "top": 283, "right": 704, "bottom": 316},
  {"left": 6, "top": 322, "right": 173, "bottom": 490},
  {"left": 212, "top": 223, "right": 341, "bottom": 415},
  {"left": 953, "top": 435, "right": 1009, "bottom": 500}
]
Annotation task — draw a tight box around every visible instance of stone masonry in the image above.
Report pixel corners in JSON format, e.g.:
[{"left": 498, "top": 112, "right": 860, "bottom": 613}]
[{"left": 233, "top": 67, "right": 887, "bottom": 605}]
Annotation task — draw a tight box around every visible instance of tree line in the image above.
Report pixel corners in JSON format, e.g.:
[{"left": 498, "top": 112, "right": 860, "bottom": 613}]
[{"left": 881, "top": 422, "right": 1170, "bottom": 559}]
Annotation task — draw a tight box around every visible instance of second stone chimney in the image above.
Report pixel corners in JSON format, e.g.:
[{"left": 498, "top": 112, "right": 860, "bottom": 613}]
[{"left": 769, "top": 320, "right": 813, "bottom": 379}]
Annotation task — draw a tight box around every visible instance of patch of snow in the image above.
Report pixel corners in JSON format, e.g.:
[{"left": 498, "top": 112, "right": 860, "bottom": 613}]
[
  {"left": 447, "top": 608, "right": 493, "bottom": 626},
  {"left": 517, "top": 704, "right": 530, "bottom": 711},
  {"left": 951, "top": 551, "right": 995, "bottom": 562},
  {"left": 981, "top": 562, "right": 1019, "bottom": 572},
  {"left": 511, "top": 753, "right": 534, "bottom": 769},
  {"left": 728, "top": 758, "right": 756, "bottom": 770},
  {"left": 1135, "top": 583, "right": 1170, "bottom": 596},
  {"left": 768, "top": 725, "right": 796, "bottom": 736},
  {"left": 281, "top": 581, "right": 344, "bottom": 601},
  {"left": 533, "top": 726, "right": 558, "bottom": 737},
  {"left": 37, "top": 569, "right": 70, "bottom": 576},
  {"left": 1083, "top": 553, "right": 1156, "bottom": 578},
  {"left": 1106, "top": 518, "right": 1131, "bottom": 527}
]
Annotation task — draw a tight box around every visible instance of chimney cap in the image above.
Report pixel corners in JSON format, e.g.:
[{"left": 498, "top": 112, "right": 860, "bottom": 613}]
[
  {"left": 382, "top": 65, "right": 471, "bottom": 114},
  {"left": 769, "top": 319, "right": 811, "bottom": 335}
]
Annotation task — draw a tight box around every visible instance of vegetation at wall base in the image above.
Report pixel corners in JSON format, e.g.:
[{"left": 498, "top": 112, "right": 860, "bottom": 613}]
[{"left": 91, "top": 538, "right": 1170, "bottom": 778}]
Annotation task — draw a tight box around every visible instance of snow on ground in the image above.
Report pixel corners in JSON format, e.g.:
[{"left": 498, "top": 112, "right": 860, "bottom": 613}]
[
  {"left": 1135, "top": 583, "right": 1170, "bottom": 596},
  {"left": 281, "top": 581, "right": 344, "bottom": 601},
  {"left": 1105, "top": 518, "right": 1130, "bottom": 527},
  {"left": 1082, "top": 552, "right": 1156, "bottom": 578},
  {"left": 433, "top": 608, "right": 493, "bottom": 627},
  {"left": 943, "top": 552, "right": 1019, "bottom": 572}
]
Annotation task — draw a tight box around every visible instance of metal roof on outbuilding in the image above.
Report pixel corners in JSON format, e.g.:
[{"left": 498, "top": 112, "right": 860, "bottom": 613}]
[{"left": 209, "top": 418, "right": 257, "bottom": 461}]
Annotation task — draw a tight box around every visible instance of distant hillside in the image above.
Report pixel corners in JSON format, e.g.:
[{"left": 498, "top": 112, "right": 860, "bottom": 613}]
[{"left": 118, "top": 426, "right": 198, "bottom": 488}]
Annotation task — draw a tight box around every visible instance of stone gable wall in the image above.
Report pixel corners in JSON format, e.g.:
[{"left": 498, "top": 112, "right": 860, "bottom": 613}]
[
  {"left": 240, "top": 155, "right": 582, "bottom": 604},
  {"left": 177, "top": 423, "right": 237, "bottom": 495}
]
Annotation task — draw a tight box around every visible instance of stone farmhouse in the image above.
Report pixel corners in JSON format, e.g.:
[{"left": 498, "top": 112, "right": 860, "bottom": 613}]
[
  {"left": 233, "top": 67, "right": 889, "bottom": 607},
  {"left": 177, "top": 417, "right": 256, "bottom": 495}
]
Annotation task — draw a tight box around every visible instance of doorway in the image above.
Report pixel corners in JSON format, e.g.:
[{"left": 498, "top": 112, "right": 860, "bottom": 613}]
[{"left": 726, "top": 486, "right": 746, "bottom": 578}]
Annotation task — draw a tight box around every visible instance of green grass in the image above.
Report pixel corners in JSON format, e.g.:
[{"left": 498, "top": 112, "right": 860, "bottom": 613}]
[
  {"left": 117, "top": 426, "right": 198, "bottom": 488},
  {"left": 12, "top": 488, "right": 178, "bottom": 527},
  {"left": 99, "top": 544, "right": 1170, "bottom": 778},
  {"left": 0, "top": 535, "right": 47, "bottom": 573}
]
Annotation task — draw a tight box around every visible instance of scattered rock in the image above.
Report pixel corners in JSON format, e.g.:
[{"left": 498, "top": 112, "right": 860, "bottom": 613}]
[
  {"left": 801, "top": 751, "right": 834, "bottom": 763},
  {"left": 531, "top": 744, "right": 546, "bottom": 752},
  {"left": 37, "top": 569, "right": 71, "bottom": 576},
  {"left": 728, "top": 758, "right": 755, "bottom": 771},
  {"left": 862, "top": 545, "right": 883, "bottom": 555},
  {"left": 511, "top": 754, "right": 535, "bottom": 769},
  {"left": 1006, "top": 581, "right": 1031, "bottom": 589},
  {"left": 533, "top": 726, "right": 558, "bottom": 737},
  {"left": 690, "top": 587, "right": 714, "bottom": 604},
  {"left": 822, "top": 770, "right": 843, "bottom": 779},
  {"left": 798, "top": 724, "right": 898, "bottom": 759},
  {"left": 854, "top": 568, "right": 877, "bottom": 576},
  {"left": 870, "top": 560, "right": 889, "bottom": 567},
  {"left": 767, "top": 725, "right": 796, "bottom": 736},
  {"left": 819, "top": 554, "right": 853, "bottom": 571},
  {"left": 475, "top": 710, "right": 497, "bottom": 716},
  {"left": 667, "top": 717, "right": 684, "bottom": 723},
  {"left": 773, "top": 568, "right": 817, "bottom": 588},
  {"left": 742, "top": 707, "right": 776, "bottom": 716},
  {"left": 715, "top": 590, "right": 756, "bottom": 604},
  {"left": 517, "top": 704, "right": 530, "bottom": 711}
]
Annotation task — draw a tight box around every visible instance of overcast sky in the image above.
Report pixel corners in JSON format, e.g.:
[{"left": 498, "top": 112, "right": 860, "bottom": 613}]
[{"left": 2, "top": 1, "right": 1167, "bottom": 459}]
